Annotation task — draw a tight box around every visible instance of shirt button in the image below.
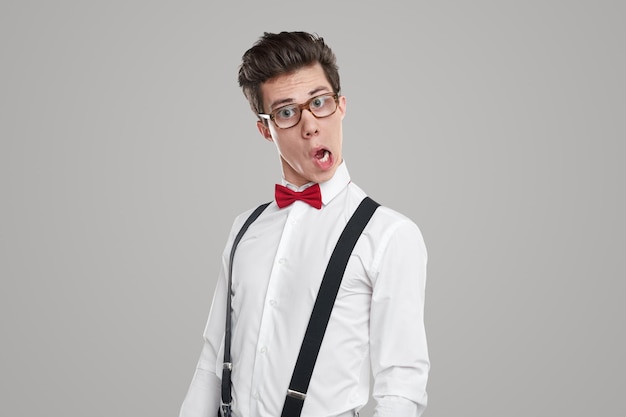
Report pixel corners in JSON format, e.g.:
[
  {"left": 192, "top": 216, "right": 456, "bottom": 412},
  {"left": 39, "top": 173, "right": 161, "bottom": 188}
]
[
  {"left": 278, "top": 258, "right": 288, "bottom": 265},
  {"left": 269, "top": 299, "right": 277, "bottom": 307},
  {"left": 260, "top": 346, "right": 267, "bottom": 353},
  {"left": 253, "top": 391, "right": 260, "bottom": 399}
]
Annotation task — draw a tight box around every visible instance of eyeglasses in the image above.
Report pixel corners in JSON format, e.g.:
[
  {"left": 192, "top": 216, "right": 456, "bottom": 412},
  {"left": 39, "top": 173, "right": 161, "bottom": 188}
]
[{"left": 258, "top": 93, "right": 339, "bottom": 129}]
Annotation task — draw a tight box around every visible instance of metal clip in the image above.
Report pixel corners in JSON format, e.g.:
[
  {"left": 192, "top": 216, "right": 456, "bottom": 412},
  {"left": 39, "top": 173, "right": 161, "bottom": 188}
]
[
  {"left": 286, "top": 389, "right": 307, "bottom": 401},
  {"left": 223, "top": 362, "right": 232, "bottom": 371},
  {"left": 220, "top": 402, "right": 232, "bottom": 417}
]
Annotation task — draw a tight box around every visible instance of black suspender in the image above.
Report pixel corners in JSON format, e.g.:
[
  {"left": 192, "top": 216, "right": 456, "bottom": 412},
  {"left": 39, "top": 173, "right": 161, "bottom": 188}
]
[
  {"left": 281, "top": 196, "right": 379, "bottom": 417},
  {"left": 220, "top": 197, "right": 380, "bottom": 417},
  {"left": 221, "top": 202, "right": 271, "bottom": 417}
]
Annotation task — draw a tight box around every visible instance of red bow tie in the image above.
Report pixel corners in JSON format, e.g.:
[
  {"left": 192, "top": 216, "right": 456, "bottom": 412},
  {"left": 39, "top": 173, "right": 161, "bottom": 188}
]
[{"left": 275, "top": 183, "right": 322, "bottom": 209}]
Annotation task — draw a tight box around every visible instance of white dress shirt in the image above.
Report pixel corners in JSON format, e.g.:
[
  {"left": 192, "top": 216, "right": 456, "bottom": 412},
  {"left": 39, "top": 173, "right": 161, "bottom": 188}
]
[{"left": 180, "top": 162, "right": 429, "bottom": 417}]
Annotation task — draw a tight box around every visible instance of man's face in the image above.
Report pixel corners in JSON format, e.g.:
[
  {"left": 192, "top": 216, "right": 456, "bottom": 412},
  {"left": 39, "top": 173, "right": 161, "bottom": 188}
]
[{"left": 257, "top": 62, "right": 346, "bottom": 187}]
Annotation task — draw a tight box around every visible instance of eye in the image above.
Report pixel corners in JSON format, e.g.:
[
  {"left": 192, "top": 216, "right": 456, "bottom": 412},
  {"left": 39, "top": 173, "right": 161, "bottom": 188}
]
[
  {"left": 310, "top": 96, "right": 327, "bottom": 109},
  {"left": 276, "top": 106, "right": 297, "bottom": 120}
]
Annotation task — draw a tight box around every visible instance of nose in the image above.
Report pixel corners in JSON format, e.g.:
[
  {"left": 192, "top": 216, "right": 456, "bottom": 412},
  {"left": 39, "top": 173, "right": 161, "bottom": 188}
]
[{"left": 300, "top": 109, "right": 319, "bottom": 138}]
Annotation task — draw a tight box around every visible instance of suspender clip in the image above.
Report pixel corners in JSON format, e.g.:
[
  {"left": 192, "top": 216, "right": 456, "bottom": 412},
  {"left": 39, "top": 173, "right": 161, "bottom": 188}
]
[
  {"left": 220, "top": 402, "right": 232, "bottom": 417},
  {"left": 286, "top": 389, "right": 307, "bottom": 401}
]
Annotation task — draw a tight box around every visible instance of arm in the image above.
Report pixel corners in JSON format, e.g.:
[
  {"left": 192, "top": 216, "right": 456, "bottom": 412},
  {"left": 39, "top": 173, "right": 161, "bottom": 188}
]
[
  {"left": 369, "top": 219, "right": 430, "bottom": 417},
  {"left": 179, "top": 257, "right": 228, "bottom": 417}
]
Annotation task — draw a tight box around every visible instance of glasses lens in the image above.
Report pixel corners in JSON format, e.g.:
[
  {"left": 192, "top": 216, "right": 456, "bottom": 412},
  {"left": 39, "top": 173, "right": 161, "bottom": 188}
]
[
  {"left": 272, "top": 94, "right": 338, "bottom": 128},
  {"left": 310, "top": 94, "right": 337, "bottom": 118},
  {"left": 274, "top": 105, "right": 300, "bottom": 128}
]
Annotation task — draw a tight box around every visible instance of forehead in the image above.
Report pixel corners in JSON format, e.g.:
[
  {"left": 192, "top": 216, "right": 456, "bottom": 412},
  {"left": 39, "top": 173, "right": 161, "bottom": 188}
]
[{"left": 261, "top": 63, "right": 332, "bottom": 111}]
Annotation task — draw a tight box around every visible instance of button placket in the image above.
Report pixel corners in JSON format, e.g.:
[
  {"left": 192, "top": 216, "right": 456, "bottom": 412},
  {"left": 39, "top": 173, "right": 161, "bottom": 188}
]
[{"left": 250, "top": 203, "right": 304, "bottom": 410}]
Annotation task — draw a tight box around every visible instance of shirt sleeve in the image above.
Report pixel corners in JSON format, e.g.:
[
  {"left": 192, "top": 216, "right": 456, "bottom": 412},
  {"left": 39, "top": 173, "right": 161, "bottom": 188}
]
[
  {"left": 180, "top": 244, "right": 231, "bottom": 417},
  {"left": 369, "top": 217, "right": 430, "bottom": 417}
]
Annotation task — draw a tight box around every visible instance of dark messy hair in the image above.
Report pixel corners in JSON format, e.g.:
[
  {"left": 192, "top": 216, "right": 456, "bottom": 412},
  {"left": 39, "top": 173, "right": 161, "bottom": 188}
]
[{"left": 238, "top": 31, "right": 341, "bottom": 116}]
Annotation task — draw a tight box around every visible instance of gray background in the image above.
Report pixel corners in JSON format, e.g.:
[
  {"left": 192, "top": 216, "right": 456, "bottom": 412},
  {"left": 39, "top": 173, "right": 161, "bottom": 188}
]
[{"left": 1, "top": 1, "right": 624, "bottom": 416}]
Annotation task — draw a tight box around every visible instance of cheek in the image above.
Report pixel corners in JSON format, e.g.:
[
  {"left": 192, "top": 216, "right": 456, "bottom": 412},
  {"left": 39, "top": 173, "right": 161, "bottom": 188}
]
[
  {"left": 271, "top": 136, "right": 291, "bottom": 156},
  {"left": 271, "top": 131, "right": 296, "bottom": 151}
]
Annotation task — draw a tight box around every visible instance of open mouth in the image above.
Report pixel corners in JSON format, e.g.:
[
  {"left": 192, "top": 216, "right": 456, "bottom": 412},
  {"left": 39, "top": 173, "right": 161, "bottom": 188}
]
[
  {"left": 315, "top": 148, "right": 331, "bottom": 163},
  {"left": 313, "top": 148, "right": 333, "bottom": 170}
]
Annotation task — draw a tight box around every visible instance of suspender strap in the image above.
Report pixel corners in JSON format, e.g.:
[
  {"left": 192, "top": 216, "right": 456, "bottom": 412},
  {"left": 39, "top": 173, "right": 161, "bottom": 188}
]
[
  {"left": 221, "top": 202, "right": 271, "bottom": 415},
  {"left": 281, "top": 196, "right": 380, "bottom": 417}
]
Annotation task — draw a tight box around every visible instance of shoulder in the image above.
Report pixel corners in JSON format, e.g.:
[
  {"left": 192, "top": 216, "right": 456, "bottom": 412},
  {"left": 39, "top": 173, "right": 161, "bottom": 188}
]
[
  {"left": 231, "top": 201, "right": 275, "bottom": 232},
  {"left": 368, "top": 205, "right": 426, "bottom": 246},
  {"left": 358, "top": 200, "right": 428, "bottom": 267},
  {"left": 346, "top": 183, "right": 425, "bottom": 244}
]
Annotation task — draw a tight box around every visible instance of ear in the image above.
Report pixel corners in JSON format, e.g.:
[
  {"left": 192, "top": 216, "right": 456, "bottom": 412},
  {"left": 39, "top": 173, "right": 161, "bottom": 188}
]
[
  {"left": 256, "top": 120, "right": 274, "bottom": 142},
  {"left": 338, "top": 95, "right": 347, "bottom": 120}
]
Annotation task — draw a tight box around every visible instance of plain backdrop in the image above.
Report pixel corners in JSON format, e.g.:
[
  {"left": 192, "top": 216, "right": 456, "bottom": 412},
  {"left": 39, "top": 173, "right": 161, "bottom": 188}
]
[{"left": 1, "top": 1, "right": 624, "bottom": 416}]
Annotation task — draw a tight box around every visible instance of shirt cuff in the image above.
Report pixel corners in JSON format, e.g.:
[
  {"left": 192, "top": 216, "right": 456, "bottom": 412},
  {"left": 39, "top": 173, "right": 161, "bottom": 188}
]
[{"left": 373, "top": 395, "right": 426, "bottom": 417}]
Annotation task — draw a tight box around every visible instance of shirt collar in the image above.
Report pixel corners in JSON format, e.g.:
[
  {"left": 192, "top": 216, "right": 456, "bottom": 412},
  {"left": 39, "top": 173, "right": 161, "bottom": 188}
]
[{"left": 281, "top": 161, "right": 351, "bottom": 207}]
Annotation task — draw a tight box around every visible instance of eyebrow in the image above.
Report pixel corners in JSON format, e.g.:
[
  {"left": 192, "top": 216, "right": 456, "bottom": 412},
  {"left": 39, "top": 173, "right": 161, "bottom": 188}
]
[{"left": 268, "top": 86, "right": 331, "bottom": 111}]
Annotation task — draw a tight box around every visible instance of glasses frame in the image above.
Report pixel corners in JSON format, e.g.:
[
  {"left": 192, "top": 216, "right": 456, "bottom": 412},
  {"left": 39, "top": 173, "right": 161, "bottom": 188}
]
[{"left": 258, "top": 93, "right": 339, "bottom": 129}]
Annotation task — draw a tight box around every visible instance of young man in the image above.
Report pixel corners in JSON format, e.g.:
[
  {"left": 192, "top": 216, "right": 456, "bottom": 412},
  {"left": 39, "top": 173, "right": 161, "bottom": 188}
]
[{"left": 180, "top": 31, "right": 429, "bottom": 417}]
